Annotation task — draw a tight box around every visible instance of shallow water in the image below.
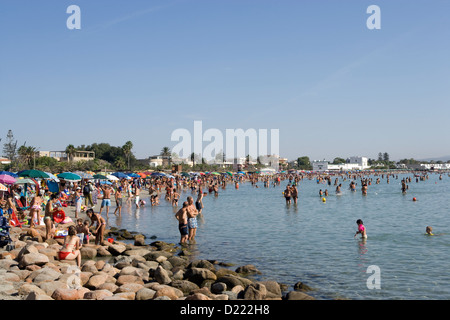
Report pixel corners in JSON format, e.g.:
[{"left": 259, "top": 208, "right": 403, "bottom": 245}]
[{"left": 103, "top": 173, "right": 450, "bottom": 300}]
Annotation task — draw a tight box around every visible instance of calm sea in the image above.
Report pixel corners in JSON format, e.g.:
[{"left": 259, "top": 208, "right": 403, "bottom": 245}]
[{"left": 104, "top": 173, "right": 450, "bottom": 300}]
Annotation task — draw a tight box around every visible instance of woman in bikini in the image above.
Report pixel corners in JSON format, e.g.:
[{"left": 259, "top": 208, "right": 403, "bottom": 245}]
[
  {"left": 86, "top": 208, "right": 106, "bottom": 245},
  {"left": 58, "top": 225, "right": 82, "bottom": 267},
  {"left": 29, "top": 193, "right": 43, "bottom": 227}
]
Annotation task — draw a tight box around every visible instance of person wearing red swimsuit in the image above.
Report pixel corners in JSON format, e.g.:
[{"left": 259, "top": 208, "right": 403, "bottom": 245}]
[{"left": 58, "top": 225, "right": 82, "bottom": 267}]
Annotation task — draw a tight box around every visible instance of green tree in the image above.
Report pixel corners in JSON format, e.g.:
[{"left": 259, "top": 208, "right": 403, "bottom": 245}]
[
  {"left": 65, "top": 144, "right": 77, "bottom": 163},
  {"left": 122, "top": 141, "right": 133, "bottom": 170},
  {"left": 160, "top": 146, "right": 171, "bottom": 157},
  {"left": 18, "top": 145, "right": 37, "bottom": 168},
  {"left": 332, "top": 157, "right": 346, "bottom": 164},
  {"left": 296, "top": 156, "right": 311, "bottom": 169},
  {"left": 2, "top": 130, "right": 18, "bottom": 164}
]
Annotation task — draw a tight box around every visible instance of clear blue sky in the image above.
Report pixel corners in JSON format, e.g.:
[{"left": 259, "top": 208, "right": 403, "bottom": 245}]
[{"left": 1, "top": 0, "right": 449, "bottom": 161}]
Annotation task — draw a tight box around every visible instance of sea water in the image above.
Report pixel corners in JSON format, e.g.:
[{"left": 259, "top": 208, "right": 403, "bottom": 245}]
[{"left": 105, "top": 173, "right": 450, "bottom": 300}]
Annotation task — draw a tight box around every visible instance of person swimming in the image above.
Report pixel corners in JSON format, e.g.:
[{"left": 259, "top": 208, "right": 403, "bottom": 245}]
[{"left": 425, "top": 226, "right": 434, "bottom": 236}]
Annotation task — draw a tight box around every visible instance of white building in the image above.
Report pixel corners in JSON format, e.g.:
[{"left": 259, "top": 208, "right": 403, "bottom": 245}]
[{"left": 313, "top": 156, "right": 369, "bottom": 172}]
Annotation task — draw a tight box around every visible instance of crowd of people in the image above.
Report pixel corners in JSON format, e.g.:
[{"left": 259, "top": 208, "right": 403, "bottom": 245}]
[{"left": 1, "top": 169, "right": 447, "bottom": 266}]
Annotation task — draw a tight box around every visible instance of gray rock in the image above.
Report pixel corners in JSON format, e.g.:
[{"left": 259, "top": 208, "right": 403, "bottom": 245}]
[
  {"left": 136, "top": 288, "right": 156, "bottom": 300},
  {"left": 285, "top": 291, "right": 315, "bottom": 300},
  {"left": 154, "top": 266, "right": 171, "bottom": 285},
  {"left": 170, "top": 280, "right": 200, "bottom": 295},
  {"left": 184, "top": 267, "right": 217, "bottom": 286},
  {"left": 242, "top": 283, "right": 267, "bottom": 300},
  {"left": 211, "top": 282, "right": 227, "bottom": 294}
]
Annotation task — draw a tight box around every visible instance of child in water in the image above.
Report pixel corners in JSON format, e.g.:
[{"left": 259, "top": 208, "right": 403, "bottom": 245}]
[
  {"left": 354, "top": 219, "right": 367, "bottom": 239},
  {"left": 425, "top": 226, "right": 434, "bottom": 236}
]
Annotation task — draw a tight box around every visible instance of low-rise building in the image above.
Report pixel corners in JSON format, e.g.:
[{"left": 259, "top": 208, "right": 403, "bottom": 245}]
[{"left": 313, "top": 156, "right": 370, "bottom": 172}]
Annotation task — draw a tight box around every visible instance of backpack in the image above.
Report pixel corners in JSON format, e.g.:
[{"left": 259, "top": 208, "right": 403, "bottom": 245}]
[{"left": 83, "top": 185, "right": 90, "bottom": 194}]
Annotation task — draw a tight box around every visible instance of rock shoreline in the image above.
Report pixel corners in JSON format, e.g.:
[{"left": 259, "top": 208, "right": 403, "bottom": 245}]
[{"left": 0, "top": 225, "right": 316, "bottom": 301}]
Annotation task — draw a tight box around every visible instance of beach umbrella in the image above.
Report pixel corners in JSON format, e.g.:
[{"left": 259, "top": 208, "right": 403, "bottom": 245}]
[
  {"left": 210, "top": 172, "right": 220, "bottom": 175},
  {"left": 151, "top": 172, "right": 165, "bottom": 177},
  {"left": 0, "top": 174, "right": 16, "bottom": 185},
  {"left": 93, "top": 174, "right": 109, "bottom": 180},
  {"left": 74, "top": 171, "right": 94, "bottom": 179},
  {"left": 99, "top": 181, "right": 112, "bottom": 185},
  {"left": 112, "top": 172, "right": 128, "bottom": 179},
  {"left": 0, "top": 183, "right": 8, "bottom": 192},
  {"left": 181, "top": 172, "right": 190, "bottom": 177},
  {"left": 44, "top": 172, "right": 60, "bottom": 182},
  {"left": 107, "top": 174, "right": 119, "bottom": 181},
  {"left": 127, "top": 173, "right": 140, "bottom": 178},
  {"left": 18, "top": 169, "right": 50, "bottom": 179},
  {"left": 136, "top": 172, "right": 147, "bottom": 178},
  {"left": 57, "top": 172, "right": 82, "bottom": 181},
  {"left": 0, "top": 171, "right": 18, "bottom": 178},
  {"left": 14, "top": 178, "right": 35, "bottom": 185}
]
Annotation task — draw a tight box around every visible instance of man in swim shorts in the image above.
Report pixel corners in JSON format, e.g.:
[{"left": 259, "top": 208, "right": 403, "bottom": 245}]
[
  {"left": 186, "top": 196, "right": 199, "bottom": 242},
  {"left": 175, "top": 202, "right": 189, "bottom": 244},
  {"left": 100, "top": 185, "right": 112, "bottom": 215}
]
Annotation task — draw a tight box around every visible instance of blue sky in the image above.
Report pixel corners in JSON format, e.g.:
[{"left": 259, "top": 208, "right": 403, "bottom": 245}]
[{"left": 1, "top": 0, "right": 449, "bottom": 161}]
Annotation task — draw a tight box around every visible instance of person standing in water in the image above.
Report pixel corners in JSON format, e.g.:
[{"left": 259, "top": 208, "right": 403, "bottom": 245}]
[
  {"left": 186, "top": 196, "right": 199, "bottom": 242},
  {"left": 284, "top": 185, "right": 292, "bottom": 205},
  {"left": 354, "top": 219, "right": 367, "bottom": 239},
  {"left": 175, "top": 202, "right": 189, "bottom": 244}
]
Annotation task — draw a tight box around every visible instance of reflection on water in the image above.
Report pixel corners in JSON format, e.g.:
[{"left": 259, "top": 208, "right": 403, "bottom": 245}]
[{"left": 99, "top": 173, "right": 450, "bottom": 300}]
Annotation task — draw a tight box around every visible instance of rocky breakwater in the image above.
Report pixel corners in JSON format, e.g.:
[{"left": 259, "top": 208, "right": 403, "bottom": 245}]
[{"left": 0, "top": 225, "right": 316, "bottom": 300}]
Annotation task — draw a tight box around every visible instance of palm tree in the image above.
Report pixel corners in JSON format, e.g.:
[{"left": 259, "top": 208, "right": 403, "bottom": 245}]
[
  {"left": 18, "top": 145, "right": 37, "bottom": 168},
  {"left": 122, "top": 141, "right": 133, "bottom": 170},
  {"left": 114, "top": 158, "right": 126, "bottom": 170},
  {"left": 65, "top": 144, "right": 77, "bottom": 163},
  {"left": 160, "top": 146, "right": 171, "bottom": 168},
  {"left": 160, "top": 146, "right": 171, "bottom": 157}
]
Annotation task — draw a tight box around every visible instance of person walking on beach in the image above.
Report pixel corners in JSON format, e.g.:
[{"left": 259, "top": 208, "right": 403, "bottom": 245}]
[
  {"left": 186, "top": 196, "right": 199, "bottom": 242},
  {"left": 83, "top": 182, "right": 94, "bottom": 208},
  {"left": 73, "top": 187, "right": 82, "bottom": 219},
  {"left": 175, "top": 201, "right": 189, "bottom": 244}
]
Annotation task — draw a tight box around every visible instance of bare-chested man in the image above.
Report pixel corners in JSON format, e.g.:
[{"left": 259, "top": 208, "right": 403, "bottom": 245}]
[
  {"left": 175, "top": 201, "right": 189, "bottom": 244},
  {"left": 99, "top": 185, "right": 113, "bottom": 215},
  {"left": 186, "top": 196, "right": 199, "bottom": 242}
]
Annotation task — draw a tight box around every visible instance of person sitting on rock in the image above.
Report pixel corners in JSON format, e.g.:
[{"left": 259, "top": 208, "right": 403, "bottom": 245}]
[{"left": 58, "top": 225, "right": 82, "bottom": 268}]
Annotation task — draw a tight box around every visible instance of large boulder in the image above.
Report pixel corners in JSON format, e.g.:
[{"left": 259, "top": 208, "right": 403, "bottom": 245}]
[
  {"left": 170, "top": 280, "right": 200, "bottom": 296},
  {"left": 184, "top": 268, "right": 217, "bottom": 286},
  {"left": 154, "top": 265, "right": 172, "bottom": 285},
  {"left": 19, "top": 253, "right": 50, "bottom": 268},
  {"left": 241, "top": 283, "right": 267, "bottom": 300},
  {"left": 285, "top": 291, "right": 315, "bottom": 300}
]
